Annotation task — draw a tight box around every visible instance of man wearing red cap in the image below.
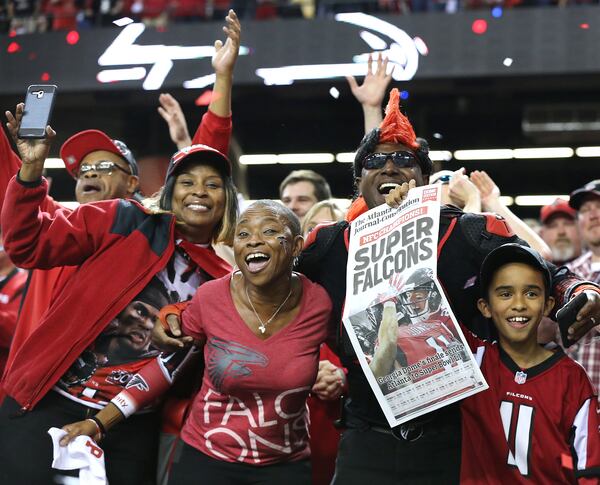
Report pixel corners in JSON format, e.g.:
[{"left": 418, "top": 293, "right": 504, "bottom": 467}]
[
  {"left": 0, "top": 7, "right": 239, "bottom": 403},
  {"left": 539, "top": 198, "right": 582, "bottom": 265},
  {"left": 297, "top": 89, "right": 600, "bottom": 484}
]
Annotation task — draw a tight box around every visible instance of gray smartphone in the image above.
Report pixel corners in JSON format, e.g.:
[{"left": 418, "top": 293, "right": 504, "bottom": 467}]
[{"left": 18, "top": 84, "right": 58, "bottom": 139}]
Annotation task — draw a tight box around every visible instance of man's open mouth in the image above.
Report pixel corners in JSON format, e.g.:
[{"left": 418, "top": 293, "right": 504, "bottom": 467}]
[{"left": 378, "top": 182, "right": 401, "bottom": 195}]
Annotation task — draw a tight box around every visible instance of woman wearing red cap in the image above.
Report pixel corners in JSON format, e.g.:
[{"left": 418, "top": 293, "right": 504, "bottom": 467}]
[{"left": 0, "top": 122, "right": 237, "bottom": 484}]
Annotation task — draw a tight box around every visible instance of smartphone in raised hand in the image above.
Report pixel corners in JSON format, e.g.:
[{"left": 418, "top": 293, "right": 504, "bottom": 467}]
[
  {"left": 18, "top": 85, "right": 57, "bottom": 139},
  {"left": 557, "top": 292, "right": 588, "bottom": 347}
]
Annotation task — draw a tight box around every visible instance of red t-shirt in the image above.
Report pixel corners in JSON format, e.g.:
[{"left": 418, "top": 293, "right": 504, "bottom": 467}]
[
  {"left": 461, "top": 329, "right": 600, "bottom": 483},
  {"left": 180, "top": 274, "right": 332, "bottom": 466}
]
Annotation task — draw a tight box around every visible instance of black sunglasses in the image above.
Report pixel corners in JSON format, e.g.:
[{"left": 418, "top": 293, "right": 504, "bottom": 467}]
[{"left": 362, "top": 151, "right": 419, "bottom": 170}]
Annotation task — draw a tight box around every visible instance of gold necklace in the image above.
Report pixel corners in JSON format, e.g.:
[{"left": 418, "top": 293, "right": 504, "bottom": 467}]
[{"left": 245, "top": 284, "right": 293, "bottom": 334}]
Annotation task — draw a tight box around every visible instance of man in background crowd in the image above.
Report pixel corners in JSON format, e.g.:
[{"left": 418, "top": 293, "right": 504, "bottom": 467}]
[
  {"left": 539, "top": 198, "right": 582, "bottom": 265},
  {"left": 563, "top": 181, "right": 600, "bottom": 398},
  {"left": 279, "top": 169, "right": 332, "bottom": 222},
  {"left": 568, "top": 180, "right": 600, "bottom": 282}
]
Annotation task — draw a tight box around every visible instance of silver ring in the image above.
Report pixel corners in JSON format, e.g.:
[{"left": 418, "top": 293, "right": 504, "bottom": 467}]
[{"left": 592, "top": 317, "right": 597, "bottom": 325}]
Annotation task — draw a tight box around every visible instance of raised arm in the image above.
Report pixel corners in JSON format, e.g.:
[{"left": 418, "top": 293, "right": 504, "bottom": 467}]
[
  {"left": 2, "top": 105, "right": 114, "bottom": 268},
  {"left": 346, "top": 53, "right": 394, "bottom": 134},
  {"left": 470, "top": 170, "right": 552, "bottom": 260},
  {"left": 190, "top": 9, "right": 240, "bottom": 154},
  {"left": 448, "top": 168, "right": 481, "bottom": 213},
  {"left": 3, "top": 108, "right": 73, "bottom": 215},
  {"left": 158, "top": 93, "right": 193, "bottom": 149}
]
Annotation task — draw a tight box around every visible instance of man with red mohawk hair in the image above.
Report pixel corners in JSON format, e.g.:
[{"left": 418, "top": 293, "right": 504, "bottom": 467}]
[{"left": 297, "top": 89, "right": 600, "bottom": 483}]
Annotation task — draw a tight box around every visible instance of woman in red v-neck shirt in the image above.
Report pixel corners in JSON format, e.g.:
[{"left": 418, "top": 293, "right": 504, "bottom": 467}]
[{"left": 62, "top": 200, "right": 334, "bottom": 484}]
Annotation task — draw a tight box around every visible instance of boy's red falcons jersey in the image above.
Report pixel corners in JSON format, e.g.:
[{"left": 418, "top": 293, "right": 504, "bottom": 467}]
[{"left": 461, "top": 329, "right": 600, "bottom": 484}]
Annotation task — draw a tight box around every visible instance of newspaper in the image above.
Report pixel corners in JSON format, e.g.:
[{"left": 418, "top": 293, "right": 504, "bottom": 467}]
[{"left": 342, "top": 185, "right": 488, "bottom": 427}]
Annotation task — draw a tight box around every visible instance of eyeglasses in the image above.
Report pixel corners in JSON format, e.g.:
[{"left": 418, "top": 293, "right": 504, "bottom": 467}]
[
  {"left": 78, "top": 160, "right": 131, "bottom": 178},
  {"left": 362, "top": 151, "right": 419, "bottom": 170}
]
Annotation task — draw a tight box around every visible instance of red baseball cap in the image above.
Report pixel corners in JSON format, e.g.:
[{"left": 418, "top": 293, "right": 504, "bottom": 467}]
[
  {"left": 60, "top": 129, "right": 138, "bottom": 178},
  {"left": 165, "top": 144, "right": 231, "bottom": 182},
  {"left": 540, "top": 198, "right": 576, "bottom": 224}
]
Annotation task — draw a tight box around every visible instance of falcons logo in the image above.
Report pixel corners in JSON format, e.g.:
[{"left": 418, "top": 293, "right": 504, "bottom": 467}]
[
  {"left": 125, "top": 374, "right": 149, "bottom": 392},
  {"left": 207, "top": 337, "right": 269, "bottom": 392}
]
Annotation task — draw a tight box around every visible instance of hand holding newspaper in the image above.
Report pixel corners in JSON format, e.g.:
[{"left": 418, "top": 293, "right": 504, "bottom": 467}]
[{"left": 342, "top": 185, "right": 488, "bottom": 427}]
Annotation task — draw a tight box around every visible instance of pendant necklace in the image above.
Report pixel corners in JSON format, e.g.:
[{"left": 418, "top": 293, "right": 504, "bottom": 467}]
[{"left": 245, "top": 284, "right": 293, "bottom": 334}]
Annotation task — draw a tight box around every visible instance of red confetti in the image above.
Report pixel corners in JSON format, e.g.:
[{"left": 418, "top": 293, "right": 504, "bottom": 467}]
[
  {"left": 7, "top": 42, "right": 20, "bottom": 54},
  {"left": 580, "top": 23, "right": 590, "bottom": 30},
  {"left": 195, "top": 90, "right": 214, "bottom": 106},
  {"left": 66, "top": 30, "right": 80, "bottom": 45},
  {"left": 472, "top": 19, "right": 488, "bottom": 35},
  {"left": 8, "top": 30, "right": 17, "bottom": 38},
  {"left": 41, "top": 72, "right": 51, "bottom": 81}
]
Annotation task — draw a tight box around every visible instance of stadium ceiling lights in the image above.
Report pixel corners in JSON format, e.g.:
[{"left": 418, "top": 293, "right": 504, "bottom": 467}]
[
  {"left": 454, "top": 147, "right": 574, "bottom": 160},
  {"left": 46, "top": 146, "right": 588, "bottom": 171},
  {"left": 575, "top": 146, "right": 600, "bottom": 157},
  {"left": 514, "top": 195, "right": 569, "bottom": 206}
]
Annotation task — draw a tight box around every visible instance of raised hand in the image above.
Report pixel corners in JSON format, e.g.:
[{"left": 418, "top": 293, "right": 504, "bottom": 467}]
[
  {"left": 448, "top": 167, "right": 481, "bottom": 212},
  {"left": 212, "top": 9, "right": 241, "bottom": 78},
  {"left": 5, "top": 103, "right": 55, "bottom": 181},
  {"left": 568, "top": 290, "right": 600, "bottom": 342},
  {"left": 346, "top": 53, "right": 395, "bottom": 109},
  {"left": 385, "top": 179, "right": 417, "bottom": 208},
  {"left": 470, "top": 170, "right": 501, "bottom": 211},
  {"left": 158, "top": 93, "right": 192, "bottom": 149}
]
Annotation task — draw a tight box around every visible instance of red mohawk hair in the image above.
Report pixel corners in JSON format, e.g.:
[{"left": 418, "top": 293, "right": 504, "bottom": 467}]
[{"left": 379, "top": 88, "right": 419, "bottom": 150}]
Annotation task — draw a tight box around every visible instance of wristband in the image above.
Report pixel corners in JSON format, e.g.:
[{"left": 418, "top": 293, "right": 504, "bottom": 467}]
[{"left": 88, "top": 416, "right": 107, "bottom": 437}]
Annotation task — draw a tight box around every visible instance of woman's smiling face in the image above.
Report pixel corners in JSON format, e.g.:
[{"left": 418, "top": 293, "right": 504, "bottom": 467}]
[{"left": 171, "top": 162, "right": 226, "bottom": 244}]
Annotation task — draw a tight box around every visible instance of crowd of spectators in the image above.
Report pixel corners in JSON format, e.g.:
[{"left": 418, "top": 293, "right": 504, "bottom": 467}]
[
  {"left": 1, "top": 9, "right": 600, "bottom": 482},
  {"left": 1, "top": 0, "right": 596, "bottom": 35}
]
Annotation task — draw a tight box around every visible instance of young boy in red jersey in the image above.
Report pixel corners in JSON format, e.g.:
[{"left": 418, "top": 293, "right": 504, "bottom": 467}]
[{"left": 460, "top": 243, "right": 600, "bottom": 484}]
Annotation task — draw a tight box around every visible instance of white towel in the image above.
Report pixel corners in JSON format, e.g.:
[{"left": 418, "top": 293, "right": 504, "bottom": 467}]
[{"left": 48, "top": 427, "right": 108, "bottom": 485}]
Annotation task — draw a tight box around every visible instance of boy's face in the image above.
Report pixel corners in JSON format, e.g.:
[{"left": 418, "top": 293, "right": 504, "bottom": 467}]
[{"left": 477, "top": 262, "right": 555, "bottom": 346}]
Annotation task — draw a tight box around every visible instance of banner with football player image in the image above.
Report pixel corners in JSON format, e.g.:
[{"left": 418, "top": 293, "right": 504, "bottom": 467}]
[{"left": 343, "top": 185, "right": 488, "bottom": 427}]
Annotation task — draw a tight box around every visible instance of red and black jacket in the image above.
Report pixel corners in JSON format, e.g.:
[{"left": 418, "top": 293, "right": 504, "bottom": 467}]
[{"left": 0, "top": 175, "right": 229, "bottom": 411}]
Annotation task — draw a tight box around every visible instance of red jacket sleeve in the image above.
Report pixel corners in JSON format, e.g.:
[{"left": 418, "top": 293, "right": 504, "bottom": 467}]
[
  {"left": 1, "top": 176, "right": 118, "bottom": 269},
  {"left": 0, "top": 128, "right": 24, "bottom": 215},
  {"left": 0, "top": 128, "right": 65, "bottom": 216},
  {"left": 191, "top": 110, "right": 232, "bottom": 155},
  {"left": 0, "top": 310, "right": 18, "bottom": 348}
]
